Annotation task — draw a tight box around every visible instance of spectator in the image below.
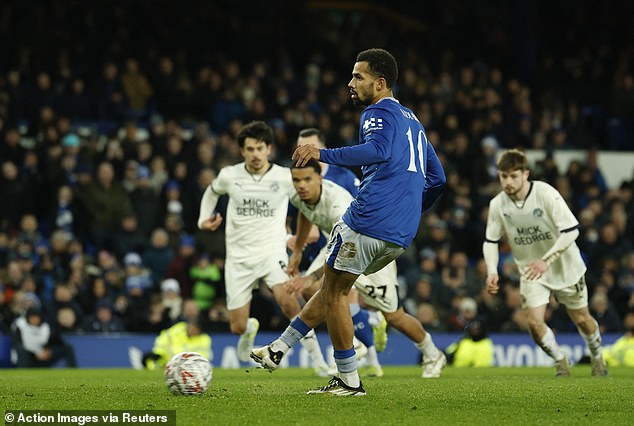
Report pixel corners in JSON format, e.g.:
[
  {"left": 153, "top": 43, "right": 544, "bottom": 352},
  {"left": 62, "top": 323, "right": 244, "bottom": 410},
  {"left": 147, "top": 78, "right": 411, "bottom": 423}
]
[
  {"left": 96, "top": 62, "right": 126, "bottom": 121},
  {"left": 142, "top": 228, "right": 175, "bottom": 284},
  {"left": 164, "top": 234, "right": 198, "bottom": 299},
  {"left": 160, "top": 278, "right": 183, "bottom": 326},
  {"left": 123, "top": 252, "right": 154, "bottom": 297},
  {"left": 11, "top": 307, "right": 77, "bottom": 367},
  {"left": 111, "top": 213, "right": 147, "bottom": 259},
  {"left": 121, "top": 58, "right": 153, "bottom": 116},
  {"left": 83, "top": 300, "right": 125, "bottom": 333},
  {"left": 190, "top": 253, "right": 223, "bottom": 311},
  {"left": 76, "top": 161, "right": 133, "bottom": 249},
  {"left": 0, "top": 161, "right": 25, "bottom": 231},
  {"left": 446, "top": 297, "right": 479, "bottom": 333},
  {"left": 589, "top": 292, "right": 622, "bottom": 333},
  {"left": 0, "top": 128, "right": 26, "bottom": 167},
  {"left": 404, "top": 273, "right": 440, "bottom": 317},
  {"left": 78, "top": 273, "right": 111, "bottom": 316},
  {"left": 46, "top": 284, "right": 83, "bottom": 324},
  {"left": 415, "top": 303, "right": 446, "bottom": 333},
  {"left": 55, "top": 305, "right": 80, "bottom": 333},
  {"left": 130, "top": 165, "right": 160, "bottom": 237}
]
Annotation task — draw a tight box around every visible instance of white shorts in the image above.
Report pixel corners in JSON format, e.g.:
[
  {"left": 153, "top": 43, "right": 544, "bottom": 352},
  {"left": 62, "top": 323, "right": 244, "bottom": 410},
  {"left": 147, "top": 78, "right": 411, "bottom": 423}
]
[
  {"left": 306, "top": 248, "right": 399, "bottom": 313},
  {"left": 325, "top": 220, "right": 404, "bottom": 275},
  {"left": 224, "top": 252, "right": 289, "bottom": 310},
  {"left": 520, "top": 275, "right": 588, "bottom": 310}
]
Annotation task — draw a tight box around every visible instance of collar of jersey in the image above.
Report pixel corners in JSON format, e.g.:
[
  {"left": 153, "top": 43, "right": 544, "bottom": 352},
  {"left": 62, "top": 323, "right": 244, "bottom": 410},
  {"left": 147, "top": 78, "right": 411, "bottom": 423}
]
[
  {"left": 376, "top": 96, "right": 399, "bottom": 105},
  {"left": 244, "top": 163, "right": 273, "bottom": 181},
  {"left": 506, "top": 180, "right": 534, "bottom": 209}
]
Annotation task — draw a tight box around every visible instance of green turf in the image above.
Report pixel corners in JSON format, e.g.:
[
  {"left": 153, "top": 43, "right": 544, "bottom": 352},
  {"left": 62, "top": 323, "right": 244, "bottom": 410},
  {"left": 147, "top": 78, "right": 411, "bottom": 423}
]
[{"left": 1, "top": 366, "right": 633, "bottom": 425}]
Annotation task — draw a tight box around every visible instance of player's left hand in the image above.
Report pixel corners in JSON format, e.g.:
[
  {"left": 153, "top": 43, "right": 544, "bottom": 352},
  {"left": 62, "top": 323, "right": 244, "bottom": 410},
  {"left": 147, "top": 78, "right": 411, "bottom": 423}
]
[
  {"left": 523, "top": 259, "right": 548, "bottom": 281},
  {"left": 292, "top": 144, "right": 320, "bottom": 167}
]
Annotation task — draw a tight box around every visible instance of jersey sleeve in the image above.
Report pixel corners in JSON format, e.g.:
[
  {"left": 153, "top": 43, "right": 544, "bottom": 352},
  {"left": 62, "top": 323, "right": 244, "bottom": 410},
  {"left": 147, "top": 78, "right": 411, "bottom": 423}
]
[
  {"left": 211, "top": 168, "right": 230, "bottom": 195},
  {"left": 485, "top": 198, "right": 504, "bottom": 242},
  {"left": 320, "top": 108, "right": 393, "bottom": 166},
  {"left": 542, "top": 184, "right": 579, "bottom": 231}
]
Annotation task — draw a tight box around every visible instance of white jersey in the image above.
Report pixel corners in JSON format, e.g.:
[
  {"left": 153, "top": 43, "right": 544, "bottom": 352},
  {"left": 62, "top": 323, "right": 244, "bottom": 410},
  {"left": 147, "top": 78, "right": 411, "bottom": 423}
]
[
  {"left": 212, "top": 163, "right": 294, "bottom": 262},
  {"left": 486, "top": 180, "right": 586, "bottom": 289},
  {"left": 289, "top": 179, "right": 353, "bottom": 236}
]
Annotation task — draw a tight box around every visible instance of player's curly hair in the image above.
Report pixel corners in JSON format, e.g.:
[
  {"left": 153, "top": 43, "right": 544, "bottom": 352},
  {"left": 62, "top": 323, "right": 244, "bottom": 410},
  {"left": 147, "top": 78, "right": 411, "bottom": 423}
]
[
  {"left": 497, "top": 148, "right": 529, "bottom": 172},
  {"left": 356, "top": 48, "right": 398, "bottom": 88},
  {"left": 292, "top": 158, "right": 321, "bottom": 175},
  {"left": 237, "top": 121, "right": 274, "bottom": 147}
]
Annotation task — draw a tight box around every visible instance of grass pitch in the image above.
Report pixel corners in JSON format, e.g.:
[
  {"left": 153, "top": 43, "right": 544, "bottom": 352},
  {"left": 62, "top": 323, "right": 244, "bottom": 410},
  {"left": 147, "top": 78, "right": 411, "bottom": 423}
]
[{"left": 1, "top": 366, "right": 633, "bottom": 425}]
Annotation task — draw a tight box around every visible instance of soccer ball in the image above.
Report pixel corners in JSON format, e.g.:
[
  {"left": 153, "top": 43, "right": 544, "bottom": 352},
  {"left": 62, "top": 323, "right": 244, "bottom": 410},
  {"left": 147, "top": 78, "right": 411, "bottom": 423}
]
[{"left": 164, "top": 352, "right": 212, "bottom": 395}]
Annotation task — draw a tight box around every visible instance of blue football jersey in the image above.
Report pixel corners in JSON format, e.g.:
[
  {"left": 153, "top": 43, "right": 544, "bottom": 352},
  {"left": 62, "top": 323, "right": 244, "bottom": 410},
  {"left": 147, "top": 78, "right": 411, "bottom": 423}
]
[{"left": 320, "top": 97, "right": 445, "bottom": 248}]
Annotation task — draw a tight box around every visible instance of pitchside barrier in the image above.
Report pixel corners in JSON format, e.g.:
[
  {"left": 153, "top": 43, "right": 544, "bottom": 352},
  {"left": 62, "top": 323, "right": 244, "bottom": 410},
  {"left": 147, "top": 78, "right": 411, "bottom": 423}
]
[{"left": 0, "top": 332, "right": 621, "bottom": 368}]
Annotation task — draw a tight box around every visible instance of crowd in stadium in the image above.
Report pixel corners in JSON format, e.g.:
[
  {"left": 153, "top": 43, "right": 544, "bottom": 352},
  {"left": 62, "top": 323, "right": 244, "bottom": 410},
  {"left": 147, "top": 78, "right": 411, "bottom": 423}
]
[{"left": 1, "top": 1, "right": 633, "bottom": 344}]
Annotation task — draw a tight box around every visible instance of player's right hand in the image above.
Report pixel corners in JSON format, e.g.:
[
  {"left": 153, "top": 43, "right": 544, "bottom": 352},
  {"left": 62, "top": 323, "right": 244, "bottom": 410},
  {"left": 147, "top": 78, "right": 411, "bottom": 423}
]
[
  {"left": 292, "top": 144, "right": 320, "bottom": 167},
  {"left": 486, "top": 274, "right": 500, "bottom": 295},
  {"left": 199, "top": 213, "right": 223, "bottom": 231}
]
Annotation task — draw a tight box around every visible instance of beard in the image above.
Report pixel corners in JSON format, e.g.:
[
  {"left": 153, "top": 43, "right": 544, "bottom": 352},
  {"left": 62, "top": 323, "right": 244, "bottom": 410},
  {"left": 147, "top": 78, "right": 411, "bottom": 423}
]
[
  {"left": 504, "top": 182, "right": 523, "bottom": 198},
  {"left": 351, "top": 90, "right": 371, "bottom": 107}
]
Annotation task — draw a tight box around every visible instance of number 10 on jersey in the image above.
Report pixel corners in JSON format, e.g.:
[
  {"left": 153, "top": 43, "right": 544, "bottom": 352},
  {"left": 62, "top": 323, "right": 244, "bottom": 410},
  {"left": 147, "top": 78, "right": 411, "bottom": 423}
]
[{"left": 406, "top": 126, "right": 427, "bottom": 176}]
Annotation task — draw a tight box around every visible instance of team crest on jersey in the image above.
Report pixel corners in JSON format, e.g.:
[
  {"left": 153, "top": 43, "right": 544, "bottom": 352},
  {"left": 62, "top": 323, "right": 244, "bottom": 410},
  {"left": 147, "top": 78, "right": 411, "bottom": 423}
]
[
  {"left": 533, "top": 208, "right": 543, "bottom": 217},
  {"left": 362, "top": 117, "right": 383, "bottom": 133},
  {"left": 269, "top": 182, "right": 279, "bottom": 192}
]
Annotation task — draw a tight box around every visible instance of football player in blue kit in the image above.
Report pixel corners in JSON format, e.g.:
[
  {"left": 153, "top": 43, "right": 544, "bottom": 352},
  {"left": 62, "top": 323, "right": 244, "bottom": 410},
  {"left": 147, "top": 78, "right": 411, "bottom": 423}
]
[
  {"left": 290, "top": 128, "right": 388, "bottom": 375},
  {"left": 252, "top": 48, "right": 446, "bottom": 395}
]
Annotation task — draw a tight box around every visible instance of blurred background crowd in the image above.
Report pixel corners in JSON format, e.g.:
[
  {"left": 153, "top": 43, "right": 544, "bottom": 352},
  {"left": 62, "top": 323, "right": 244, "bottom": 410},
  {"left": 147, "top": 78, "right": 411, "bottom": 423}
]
[{"left": 1, "top": 1, "right": 633, "bottom": 341}]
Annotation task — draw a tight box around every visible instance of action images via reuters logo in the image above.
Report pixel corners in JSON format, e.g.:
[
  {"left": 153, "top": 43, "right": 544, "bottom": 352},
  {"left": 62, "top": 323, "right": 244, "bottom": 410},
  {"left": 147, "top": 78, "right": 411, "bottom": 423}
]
[{"left": 4, "top": 410, "right": 176, "bottom": 425}]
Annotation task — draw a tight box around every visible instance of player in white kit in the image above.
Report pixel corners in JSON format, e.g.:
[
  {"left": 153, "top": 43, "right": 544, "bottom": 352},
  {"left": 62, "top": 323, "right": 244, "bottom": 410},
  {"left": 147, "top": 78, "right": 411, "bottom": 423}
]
[
  {"left": 483, "top": 149, "right": 607, "bottom": 376},
  {"left": 258, "top": 159, "right": 446, "bottom": 378},
  {"left": 197, "top": 121, "right": 327, "bottom": 372}
]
